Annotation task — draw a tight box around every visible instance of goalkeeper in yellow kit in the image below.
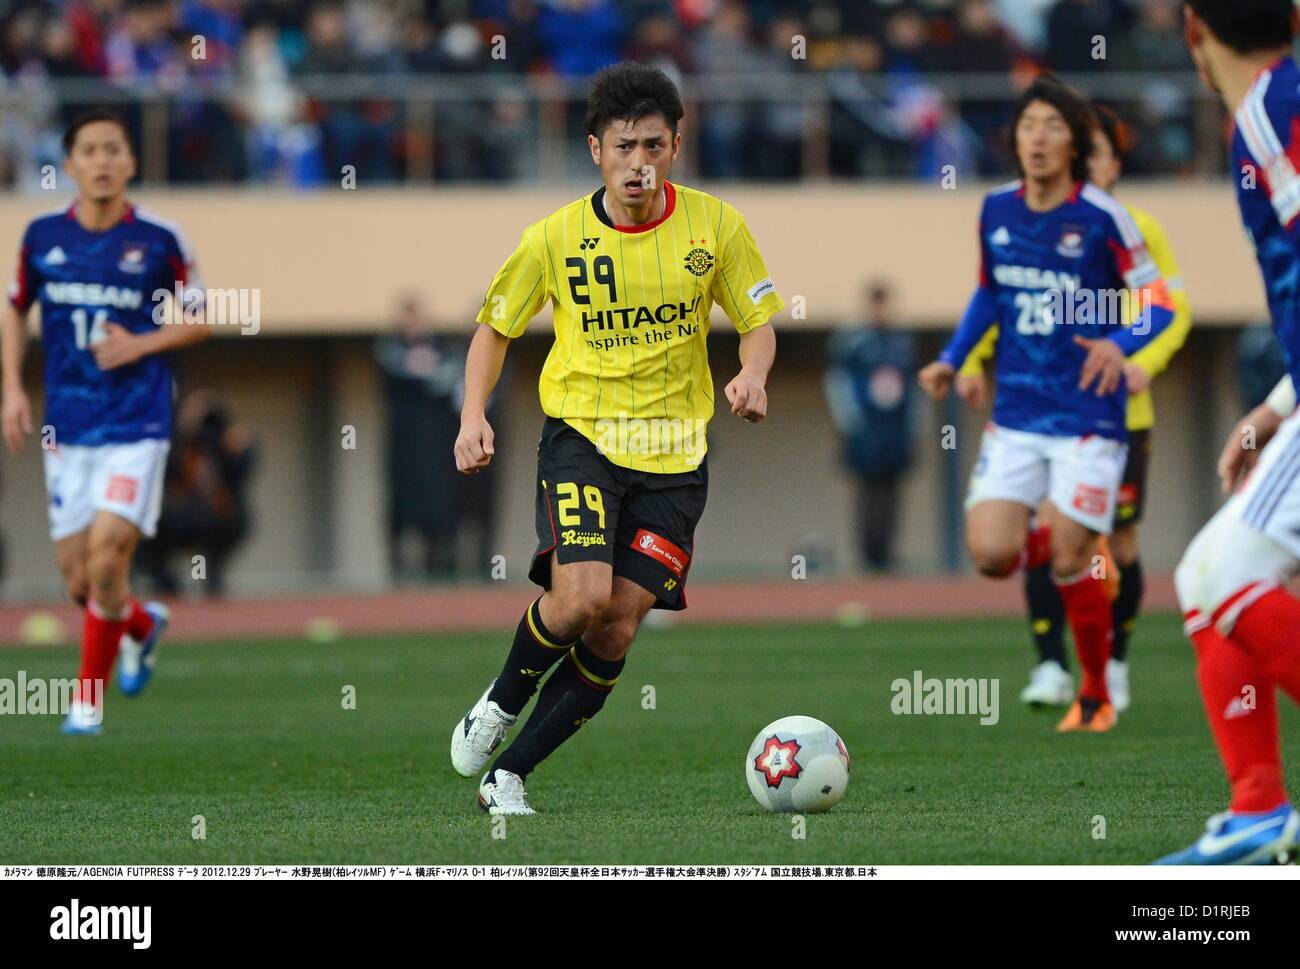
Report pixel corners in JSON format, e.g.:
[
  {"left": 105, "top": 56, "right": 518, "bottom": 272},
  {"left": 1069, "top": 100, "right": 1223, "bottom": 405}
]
[
  {"left": 447, "top": 62, "right": 783, "bottom": 814},
  {"left": 956, "top": 107, "right": 1191, "bottom": 713}
]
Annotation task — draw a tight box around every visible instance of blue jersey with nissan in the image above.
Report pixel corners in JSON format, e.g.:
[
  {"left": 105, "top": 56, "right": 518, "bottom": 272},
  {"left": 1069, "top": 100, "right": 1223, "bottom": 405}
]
[
  {"left": 7, "top": 203, "right": 200, "bottom": 446},
  {"left": 939, "top": 181, "right": 1175, "bottom": 440},
  {"left": 1234, "top": 56, "right": 1300, "bottom": 391}
]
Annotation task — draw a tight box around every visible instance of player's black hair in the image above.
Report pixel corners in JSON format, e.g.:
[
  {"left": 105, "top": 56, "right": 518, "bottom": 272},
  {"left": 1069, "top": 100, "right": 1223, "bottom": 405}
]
[
  {"left": 1184, "top": 0, "right": 1297, "bottom": 55},
  {"left": 584, "top": 61, "right": 685, "bottom": 142},
  {"left": 1007, "top": 76, "right": 1094, "bottom": 183},
  {"left": 63, "top": 109, "right": 134, "bottom": 156},
  {"left": 1092, "top": 105, "right": 1132, "bottom": 162}
]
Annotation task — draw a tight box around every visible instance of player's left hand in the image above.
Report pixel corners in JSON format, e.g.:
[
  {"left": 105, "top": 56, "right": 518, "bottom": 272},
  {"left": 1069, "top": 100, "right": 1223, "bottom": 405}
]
[
  {"left": 1074, "top": 336, "right": 1125, "bottom": 396},
  {"left": 1123, "top": 362, "right": 1151, "bottom": 394},
  {"left": 725, "top": 371, "right": 767, "bottom": 422},
  {"left": 90, "top": 322, "right": 144, "bottom": 370}
]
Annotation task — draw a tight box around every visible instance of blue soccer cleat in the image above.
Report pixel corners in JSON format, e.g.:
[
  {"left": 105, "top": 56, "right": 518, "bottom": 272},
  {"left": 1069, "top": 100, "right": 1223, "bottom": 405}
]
[
  {"left": 61, "top": 701, "right": 103, "bottom": 736},
  {"left": 1154, "top": 804, "right": 1299, "bottom": 865},
  {"left": 117, "top": 601, "right": 170, "bottom": 698}
]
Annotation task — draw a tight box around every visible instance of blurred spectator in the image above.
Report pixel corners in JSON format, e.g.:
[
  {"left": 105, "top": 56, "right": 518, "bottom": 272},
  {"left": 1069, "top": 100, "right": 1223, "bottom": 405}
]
[
  {"left": 1237, "top": 323, "right": 1290, "bottom": 412},
  {"left": 137, "top": 390, "right": 256, "bottom": 597},
  {"left": 375, "top": 294, "right": 467, "bottom": 580},
  {"left": 1044, "top": 0, "right": 1126, "bottom": 73},
  {"left": 0, "top": 0, "right": 1226, "bottom": 185},
  {"left": 536, "top": 0, "right": 622, "bottom": 77},
  {"left": 691, "top": 0, "right": 755, "bottom": 179},
  {"left": 823, "top": 281, "right": 916, "bottom": 571}
]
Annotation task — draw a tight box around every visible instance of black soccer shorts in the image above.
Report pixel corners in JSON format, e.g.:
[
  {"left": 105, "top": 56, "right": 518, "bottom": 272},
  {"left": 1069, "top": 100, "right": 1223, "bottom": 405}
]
[
  {"left": 1113, "top": 428, "right": 1151, "bottom": 528},
  {"left": 528, "top": 417, "right": 708, "bottom": 610}
]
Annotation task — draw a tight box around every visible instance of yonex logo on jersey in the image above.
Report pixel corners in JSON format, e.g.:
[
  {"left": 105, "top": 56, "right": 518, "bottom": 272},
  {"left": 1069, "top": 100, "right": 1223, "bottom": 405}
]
[
  {"left": 578, "top": 237, "right": 600, "bottom": 251},
  {"left": 44, "top": 281, "right": 143, "bottom": 310}
]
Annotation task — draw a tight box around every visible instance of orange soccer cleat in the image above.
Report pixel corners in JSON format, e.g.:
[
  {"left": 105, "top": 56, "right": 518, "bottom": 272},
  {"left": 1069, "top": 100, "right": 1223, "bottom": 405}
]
[
  {"left": 1056, "top": 697, "right": 1117, "bottom": 733},
  {"left": 1095, "top": 535, "right": 1120, "bottom": 602}
]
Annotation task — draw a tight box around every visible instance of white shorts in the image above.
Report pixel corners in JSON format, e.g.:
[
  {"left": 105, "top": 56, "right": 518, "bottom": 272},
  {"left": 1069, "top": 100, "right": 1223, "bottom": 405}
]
[
  {"left": 966, "top": 423, "right": 1128, "bottom": 534},
  {"left": 42, "top": 439, "right": 170, "bottom": 542},
  {"left": 1176, "top": 408, "right": 1300, "bottom": 627}
]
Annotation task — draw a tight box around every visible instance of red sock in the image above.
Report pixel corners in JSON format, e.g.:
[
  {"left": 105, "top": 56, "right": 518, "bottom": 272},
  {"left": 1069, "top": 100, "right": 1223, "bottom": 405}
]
[
  {"left": 125, "top": 599, "right": 154, "bottom": 642},
  {"left": 1056, "top": 571, "right": 1112, "bottom": 703},
  {"left": 1224, "top": 587, "right": 1300, "bottom": 704},
  {"left": 78, "top": 600, "right": 128, "bottom": 707},
  {"left": 1186, "top": 610, "right": 1286, "bottom": 813},
  {"left": 998, "top": 524, "right": 1051, "bottom": 576}
]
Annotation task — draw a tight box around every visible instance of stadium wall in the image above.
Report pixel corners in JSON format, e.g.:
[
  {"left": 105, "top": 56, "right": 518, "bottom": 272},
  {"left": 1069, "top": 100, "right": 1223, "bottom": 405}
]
[{"left": 0, "top": 186, "right": 1265, "bottom": 597}]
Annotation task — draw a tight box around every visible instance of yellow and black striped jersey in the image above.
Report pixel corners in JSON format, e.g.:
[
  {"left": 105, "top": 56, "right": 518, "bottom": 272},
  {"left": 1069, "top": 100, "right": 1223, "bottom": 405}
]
[{"left": 476, "top": 181, "right": 783, "bottom": 472}]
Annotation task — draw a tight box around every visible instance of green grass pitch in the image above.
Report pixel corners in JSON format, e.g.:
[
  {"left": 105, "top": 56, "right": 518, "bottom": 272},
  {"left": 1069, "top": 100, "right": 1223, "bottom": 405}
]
[{"left": 2, "top": 613, "right": 1296, "bottom": 865}]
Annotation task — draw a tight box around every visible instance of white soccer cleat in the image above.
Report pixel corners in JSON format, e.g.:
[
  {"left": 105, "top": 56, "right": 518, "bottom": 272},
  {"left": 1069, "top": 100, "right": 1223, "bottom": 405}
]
[
  {"left": 1106, "top": 659, "right": 1130, "bottom": 713},
  {"left": 1019, "top": 661, "right": 1074, "bottom": 708},
  {"left": 450, "top": 680, "right": 517, "bottom": 777},
  {"left": 477, "top": 769, "right": 537, "bottom": 816}
]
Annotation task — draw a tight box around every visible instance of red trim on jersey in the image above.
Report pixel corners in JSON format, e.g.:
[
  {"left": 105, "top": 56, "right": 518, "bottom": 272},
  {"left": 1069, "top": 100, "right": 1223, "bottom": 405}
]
[
  {"left": 11, "top": 246, "right": 30, "bottom": 310},
  {"left": 609, "top": 181, "right": 677, "bottom": 234},
  {"left": 168, "top": 254, "right": 189, "bottom": 286},
  {"left": 66, "top": 201, "right": 135, "bottom": 227},
  {"left": 1067, "top": 180, "right": 1083, "bottom": 204}
]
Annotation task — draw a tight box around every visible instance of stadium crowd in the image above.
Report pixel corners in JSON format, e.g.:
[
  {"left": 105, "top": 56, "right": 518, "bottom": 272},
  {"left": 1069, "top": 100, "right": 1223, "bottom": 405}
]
[{"left": 0, "top": 0, "right": 1200, "bottom": 186}]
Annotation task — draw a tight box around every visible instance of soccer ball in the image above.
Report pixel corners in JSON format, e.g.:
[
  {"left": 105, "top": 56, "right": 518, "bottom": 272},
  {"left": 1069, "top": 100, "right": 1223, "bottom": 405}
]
[{"left": 745, "top": 715, "right": 850, "bottom": 813}]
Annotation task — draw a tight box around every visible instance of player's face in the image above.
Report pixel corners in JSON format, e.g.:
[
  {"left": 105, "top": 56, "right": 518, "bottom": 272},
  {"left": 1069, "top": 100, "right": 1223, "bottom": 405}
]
[
  {"left": 64, "top": 121, "right": 136, "bottom": 203},
  {"left": 1088, "top": 128, "right": 1121, "bottom": 193},
  {"left": 1015, "top": 101, "right": 1076, "bottom": 183},
  {"left": 589, "top": 115, "right": 681, "bottom": 211}
]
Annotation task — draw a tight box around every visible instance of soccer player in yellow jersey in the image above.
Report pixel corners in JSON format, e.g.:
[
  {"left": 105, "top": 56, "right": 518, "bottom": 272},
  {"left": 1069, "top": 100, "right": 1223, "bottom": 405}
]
[
  {"left": 448, "top": 63, "right": 783, "bottom": 814},
  {"left": 956, "top": 107, "right": 1192, "bottom": 713}
]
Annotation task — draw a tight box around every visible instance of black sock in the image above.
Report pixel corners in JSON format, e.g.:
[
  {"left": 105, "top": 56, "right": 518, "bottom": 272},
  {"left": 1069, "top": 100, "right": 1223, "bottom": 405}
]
[
  {"left": 1111, "top": 558, "right": 1144, "bottom": 663},
  {"left": 493, "top": 640, "right": 624, "bottom": 780},
  {"left": 487, "top": 598, "right": 577, "bottom": 717},
  {"left": 1025, "top": 562, "right": 1068, "bottom": 669}
]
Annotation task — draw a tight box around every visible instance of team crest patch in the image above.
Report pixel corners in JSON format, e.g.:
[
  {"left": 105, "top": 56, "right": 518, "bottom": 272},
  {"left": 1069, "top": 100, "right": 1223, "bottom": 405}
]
[
  {"left": 105, "top": 474, "right": 138, "bottom": 504},
  {"left": 631, "top": 528, "right": 689, "bottom": 577},
  {"left": 1071, "top": 482, "right": 1108, "bottom": 517},
  {"left": 118, "top": 243, "right": 147, "bottom": 273},
  {"left": 683, "top": 247, "right": 714, "bottom": 277},
  {"left": 1056, "top": 226, "right": 1085, "bottom": 259}
]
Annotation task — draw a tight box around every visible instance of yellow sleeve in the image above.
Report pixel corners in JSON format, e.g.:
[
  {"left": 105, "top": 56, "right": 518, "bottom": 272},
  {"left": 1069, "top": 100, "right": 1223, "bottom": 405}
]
[
  {"left": 958, "top": 325, "right": 998, "bottom": 377},
  {"left": 1126, "top": 208, "right": 1192, "bottom": 378},
  {"left": 475, "top": 223, "right": 549, "bottom": 338},
  {"left": 711, "top": 211, "right": 784, "bottom": 332}
]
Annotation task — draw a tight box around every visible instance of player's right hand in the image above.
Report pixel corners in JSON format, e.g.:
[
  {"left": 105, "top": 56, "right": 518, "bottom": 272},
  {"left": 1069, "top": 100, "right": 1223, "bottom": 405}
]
[
  {"left": 918, "top": 361, "right": 955, "bottom": 400},
  {"left": 1217, "top": 403, "right": 1284, "bottom": 494},
  {"left": 955, "top": 372, "right": 990, "bottom": 410},
  {"left": 454, "top": 415, "right": 495, "bottom": 474},
  {"left": 1, "top": 388, "right": 33, "bottom": 454}
]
